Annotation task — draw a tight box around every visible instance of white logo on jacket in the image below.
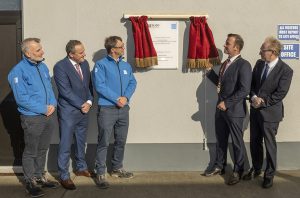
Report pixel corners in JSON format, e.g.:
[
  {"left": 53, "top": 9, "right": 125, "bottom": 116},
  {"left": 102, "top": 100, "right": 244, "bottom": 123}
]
[
  {"left": 14, "top": 77, "right": 18, "bottom": 83},
  {"left": 123, "top": 70, "right": 128, "bottom": 75}
]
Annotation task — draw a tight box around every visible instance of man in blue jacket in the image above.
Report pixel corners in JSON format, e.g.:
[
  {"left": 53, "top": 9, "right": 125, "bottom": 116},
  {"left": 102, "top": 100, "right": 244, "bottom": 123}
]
[
  {"left": 92, "top": 36, "right": 137, "bottom": 189},
  {"left": 8, "top": 38, "right": 58, "bottom": 197}
]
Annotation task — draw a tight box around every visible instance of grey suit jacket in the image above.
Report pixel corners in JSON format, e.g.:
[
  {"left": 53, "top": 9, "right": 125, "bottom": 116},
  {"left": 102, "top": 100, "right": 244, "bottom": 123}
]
[
  {"left": 207, "top": 56, "right": 252, "bottom": 118},
  {"left": 250, "top": 59, "right": 293, "bottom": 122}
]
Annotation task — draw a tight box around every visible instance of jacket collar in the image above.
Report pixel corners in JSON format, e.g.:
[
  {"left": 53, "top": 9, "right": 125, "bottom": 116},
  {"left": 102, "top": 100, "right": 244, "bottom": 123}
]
[
  {"left": 228, "top": 54, "right": 241, "bottom": 63},
  {"left": 107, "top": 55, "right": 123, "bottom": 63},
  {"left": 23, "top": 55, "right": 43, "bottom": 67},
  {"left": 259, "top": 58, "right": 283, "bottom": 87}
]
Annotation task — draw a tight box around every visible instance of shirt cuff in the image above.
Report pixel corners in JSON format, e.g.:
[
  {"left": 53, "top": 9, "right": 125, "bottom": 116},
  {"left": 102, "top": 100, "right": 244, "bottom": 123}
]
[{"left": 86, "top": 100, "right": 92, "bottom": 106}]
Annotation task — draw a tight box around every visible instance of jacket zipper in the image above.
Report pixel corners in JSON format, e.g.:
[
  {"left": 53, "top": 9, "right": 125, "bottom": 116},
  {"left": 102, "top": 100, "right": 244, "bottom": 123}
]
[
  {"left": 35, "top": 65, "right": 48, "bottom": 105},
  {"left": 116, "top": 61, "right": 123, "bottom": 96}
]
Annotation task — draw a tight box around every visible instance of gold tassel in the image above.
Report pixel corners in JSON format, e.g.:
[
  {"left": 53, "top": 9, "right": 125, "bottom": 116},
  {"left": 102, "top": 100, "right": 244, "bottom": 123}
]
[
  {"left": 135, "top": 57, "right": 158, "bottom": 68},
  {"left": 187, "top": 57, "right": 221, "bottom": 69}
]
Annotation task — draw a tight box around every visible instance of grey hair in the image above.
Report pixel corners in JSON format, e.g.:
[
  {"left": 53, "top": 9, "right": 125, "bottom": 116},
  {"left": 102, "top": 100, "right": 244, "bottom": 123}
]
[
  {"left": 21, "top": 38, "right": 40, "bottom": 53},
  {"left": 264, "top": 36, "right": 282, "bottom": 56},
  {"left": 66, "top": 40, "right": 82, "bottom": 55}
]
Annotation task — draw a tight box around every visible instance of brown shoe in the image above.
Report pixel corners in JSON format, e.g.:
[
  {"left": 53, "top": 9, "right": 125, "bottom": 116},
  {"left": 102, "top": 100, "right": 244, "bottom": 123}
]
[
  {"left": 60, "top": 179, "right": 76, "bottom": 190},
  {"left": 74, "top": 170, "right": 92, "bottom": 177}
]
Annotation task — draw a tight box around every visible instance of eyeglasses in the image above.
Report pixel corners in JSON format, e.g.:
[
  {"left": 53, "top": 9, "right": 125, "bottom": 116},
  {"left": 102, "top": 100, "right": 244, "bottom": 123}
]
[
  {"left": 260, "top": 49, "right": 273, "bottom": 53},
  {"left": 114, "top": 45, "right": 125, "bottom": 49}
]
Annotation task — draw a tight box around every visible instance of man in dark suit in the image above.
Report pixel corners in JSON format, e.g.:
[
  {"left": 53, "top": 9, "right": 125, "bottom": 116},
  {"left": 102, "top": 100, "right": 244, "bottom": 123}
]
[
  {"left": 54, "top": 40, "right": 93, "bottom": 190},
  {"left": 243, "top": 37, "right": 293, "bottom": 188},
  {"left": 204, "top": 34, "right": 252, "bottom": 185}
]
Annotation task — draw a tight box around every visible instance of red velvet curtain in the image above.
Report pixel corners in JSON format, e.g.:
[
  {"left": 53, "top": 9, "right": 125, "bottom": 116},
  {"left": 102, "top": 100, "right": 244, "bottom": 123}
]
[
  {"left": 129, "top": 16, "right": 158, "bottom": 68},
  {"left": 187, "top": 16, "right": 220, "bottom": 69}
]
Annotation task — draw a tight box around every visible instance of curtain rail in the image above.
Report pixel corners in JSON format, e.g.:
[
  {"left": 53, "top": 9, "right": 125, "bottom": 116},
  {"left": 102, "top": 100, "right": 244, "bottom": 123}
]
[{"left": 123, "top": 14, "right": 209, "bottom": 19}]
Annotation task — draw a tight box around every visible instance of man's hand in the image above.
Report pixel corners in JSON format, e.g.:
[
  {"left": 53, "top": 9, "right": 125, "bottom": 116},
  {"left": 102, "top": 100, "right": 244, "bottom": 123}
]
[
  {"left": 202, "top": 68, "right": 212, "bottom": 78},
  {"left": 217, "top": 101, "right": 227, "bottom": 111},
  {"left": 117, "top": 97, "right": 128, "bottom": 108},
  {"left": 252, "top": 97, "right": 264, "bottom": 108},
  {"left": 46, "top": 105, "right": 55, "bottom": 116},
  {"left": 81, "top": 102, "right": 91, "bottom": 113},
  {"left": 205, "top": 67, "right": 212, "bottom": 72}
]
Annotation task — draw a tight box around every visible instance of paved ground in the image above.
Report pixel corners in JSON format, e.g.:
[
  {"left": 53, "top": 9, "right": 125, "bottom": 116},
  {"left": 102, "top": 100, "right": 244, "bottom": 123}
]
[{"left": 0, "top": 171, "right": 299, "bottom": 198}]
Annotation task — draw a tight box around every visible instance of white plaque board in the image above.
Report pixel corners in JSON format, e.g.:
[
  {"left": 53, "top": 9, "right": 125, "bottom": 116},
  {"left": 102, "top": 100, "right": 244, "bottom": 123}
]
[{"left": 148, "top": 21, "right": 179, "bottom": 69}]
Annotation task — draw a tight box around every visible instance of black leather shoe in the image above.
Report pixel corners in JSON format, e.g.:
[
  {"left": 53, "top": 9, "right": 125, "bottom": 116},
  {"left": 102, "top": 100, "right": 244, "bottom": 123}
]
[
  {"left": 204, "top": 167, "right": 224, "bottom": 176},
  {"left": 227, "top": 172, "right": 240, "bottom": 185},
  {"left": 262, "top": 177, "right": 273, "bottom": 188},
  {"left": 242, "top": 168, "right": 261, "bottom": 180},
  {"left": 220, "top": 168, "right": 225, "bottom": 175}
]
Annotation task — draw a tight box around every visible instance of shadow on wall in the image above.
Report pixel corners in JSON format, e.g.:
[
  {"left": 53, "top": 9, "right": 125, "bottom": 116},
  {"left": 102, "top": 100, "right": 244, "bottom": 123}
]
[
  {"left": 92, "top": 49, "right": 107, "bottom": 64},
  {"left": 192, "top": 48, "right": 223, "bottom": 137},
  {"left": 191, "top": 48, "right": 223, "bottom": 154},
  {"left": 0, "top": 91, "right": 24, "bottom": 166},
  {"left": 49, "top": 77, "right": 60, "bottom": 145},
  {"left": 191, "top": 66, "right": 219, "bottom": 170},
  {"left": 123, "top": 20, "right": 135, "bottom": 68}
]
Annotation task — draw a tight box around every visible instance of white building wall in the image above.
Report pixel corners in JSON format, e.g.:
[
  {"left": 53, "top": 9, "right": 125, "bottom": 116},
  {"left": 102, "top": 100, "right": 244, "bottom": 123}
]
[{"left": 23, "top": 0, "right": 300, "bottom": 144}]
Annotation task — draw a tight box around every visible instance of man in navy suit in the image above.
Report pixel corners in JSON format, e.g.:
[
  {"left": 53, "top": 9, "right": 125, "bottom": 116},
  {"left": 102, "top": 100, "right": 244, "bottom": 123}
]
[
  {"left": 204, "top": 34, "right": 252, "bottom": 185},
  {"left": 54, "top": 40, "right": 93, "bottom": 190},
  {"left": 243, "top": 37, "right": 293, "bottom": 188}
]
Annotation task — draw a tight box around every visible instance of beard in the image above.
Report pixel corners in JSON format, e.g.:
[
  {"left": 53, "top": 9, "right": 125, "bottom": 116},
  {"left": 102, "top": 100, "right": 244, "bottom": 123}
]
[
  {"left": 30, "top": 56, "right": 45, "bottom": 63},
  {"left": 35, "top": 57, "right": 44, "bottom": 62}
]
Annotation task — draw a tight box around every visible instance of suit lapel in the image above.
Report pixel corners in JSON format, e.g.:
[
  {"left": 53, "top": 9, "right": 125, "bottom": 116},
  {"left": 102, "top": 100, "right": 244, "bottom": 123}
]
[
  {"left": 260, "top": 59, "right": 282, "bottom": 87},
  {"left": 66, "top": 58, "right": 84, "bottom": 82},
  {"left": 266, "top": 59, "right": 282, "bottom": 81},
  {"left": 257, "top": 61, "right": 265, "bottom": 87},
  {"left": 221, "top": 55, "right": 241, "bottom": 81},
  {"left": 221, "top": 63, "right": 234, "bottom": 81}
]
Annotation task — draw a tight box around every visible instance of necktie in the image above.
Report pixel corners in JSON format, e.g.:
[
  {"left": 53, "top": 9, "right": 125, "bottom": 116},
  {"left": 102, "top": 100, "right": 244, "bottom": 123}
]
[
  {"left": 219, "top": 58, "right": 231, "bottom": 80},
  {"left": 261, "top": 63, "right": 269, "bottom": 84},
  {"left": 75, "top": 64, "right": 83, "bottom": 80},
  {"left": 217, "top": 58, "right": 230, "bottom": 93}
]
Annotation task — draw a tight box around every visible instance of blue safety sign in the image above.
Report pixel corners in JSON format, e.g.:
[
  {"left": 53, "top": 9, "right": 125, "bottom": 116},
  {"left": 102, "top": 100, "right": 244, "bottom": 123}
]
[
  {"left": 280, "top": 44, "right": 299, "bottom": 59},
  {"left": 278, "top": 24, "right": 299, "bottom": 41}
]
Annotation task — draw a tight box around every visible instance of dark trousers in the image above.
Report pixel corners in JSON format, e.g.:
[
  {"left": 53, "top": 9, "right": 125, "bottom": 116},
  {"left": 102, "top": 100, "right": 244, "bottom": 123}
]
[
  {"left": 57, "top": 110, "right": 89, "bottom": 180},
  {"left": 250, "top": 111, "right": 279, "bottom": 179},
  {"left": 215, "top": 109, "right": 245, "bottom": 173},
  {"left": 95, "top": 105, "right": 129, "bottom": 175},
  {"left": 20, "top": 114, "right": 54, "bottom": 182}
]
